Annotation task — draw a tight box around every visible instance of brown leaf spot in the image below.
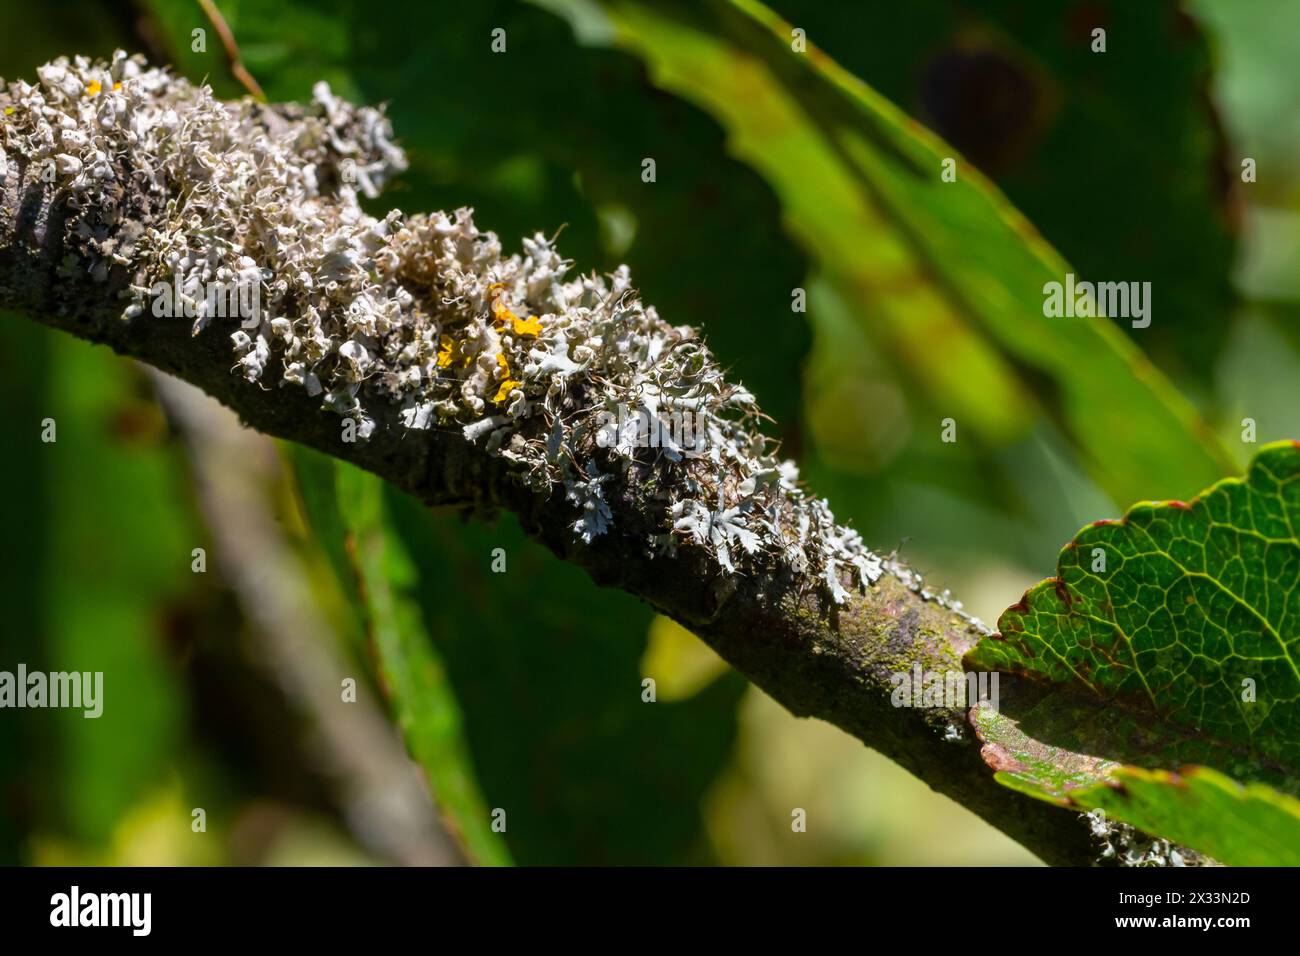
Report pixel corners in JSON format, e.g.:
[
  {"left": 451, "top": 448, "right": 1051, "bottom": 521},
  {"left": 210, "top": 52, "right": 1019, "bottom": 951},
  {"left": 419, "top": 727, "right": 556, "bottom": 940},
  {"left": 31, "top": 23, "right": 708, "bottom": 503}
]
[
  {"left": 980, "top": 742, "right": 1028, "bottom": 775},
  {"left": 917, "top": 44, "right": 1049, "bottom": 176}
]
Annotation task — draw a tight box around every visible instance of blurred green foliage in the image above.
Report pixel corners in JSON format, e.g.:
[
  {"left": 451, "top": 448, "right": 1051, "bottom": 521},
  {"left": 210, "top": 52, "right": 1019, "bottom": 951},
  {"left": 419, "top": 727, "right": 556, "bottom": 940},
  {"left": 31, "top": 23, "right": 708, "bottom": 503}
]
[
  {"left": 293, "top": 448, "right": 744, "bottom": 864},
  {"left": 562, "top": 0, "right": 1234, "bottom": 510},
  {"left": 0, "top": 320, "right": 200, "bottom": 861},
  {"left": 291, "top": 449, "right": 511, "bottom": 865},
  {"left": 0, "top": 0, "right": 1296, "bottom": 865},
  {"left": 765, "top": 0, "right": 1238, "bottom": 385}
]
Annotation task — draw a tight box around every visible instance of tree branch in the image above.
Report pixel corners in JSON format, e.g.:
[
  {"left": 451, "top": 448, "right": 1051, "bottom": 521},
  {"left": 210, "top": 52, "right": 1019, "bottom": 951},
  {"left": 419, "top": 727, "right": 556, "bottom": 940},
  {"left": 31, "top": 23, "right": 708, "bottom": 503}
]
[{"left": 0, "top": 52, "right": 1103, "bottom": 864}]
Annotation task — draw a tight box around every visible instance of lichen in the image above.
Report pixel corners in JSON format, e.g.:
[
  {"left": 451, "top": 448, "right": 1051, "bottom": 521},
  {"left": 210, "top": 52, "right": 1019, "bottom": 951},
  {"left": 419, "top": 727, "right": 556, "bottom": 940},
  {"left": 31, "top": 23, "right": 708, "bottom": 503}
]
[
  {"left": 1082, "top": 809, "right": 1215, "bottom": 867},
  {"left": 0, "top": 51, "right": 993, "bottom": 619}
]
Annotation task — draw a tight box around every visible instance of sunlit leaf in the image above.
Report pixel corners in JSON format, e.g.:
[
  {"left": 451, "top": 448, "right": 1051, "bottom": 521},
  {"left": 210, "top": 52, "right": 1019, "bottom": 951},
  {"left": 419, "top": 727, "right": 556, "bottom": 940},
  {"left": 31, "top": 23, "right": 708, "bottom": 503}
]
[{"left": 968, "top": 441, "right": 1300, "bottom": 863}]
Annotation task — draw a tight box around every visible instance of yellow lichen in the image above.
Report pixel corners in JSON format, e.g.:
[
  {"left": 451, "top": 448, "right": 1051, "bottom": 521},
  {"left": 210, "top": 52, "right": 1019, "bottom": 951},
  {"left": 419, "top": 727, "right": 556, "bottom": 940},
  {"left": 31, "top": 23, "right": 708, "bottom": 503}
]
[
  {"left": 437, "top": 334, "right": 456, "bottom": 368},
  {"left": 488, "top": 282, "right": 541, "bottom": 337},
  {"left": 493, "top": 353, "right": 520, "bottom": 403}
]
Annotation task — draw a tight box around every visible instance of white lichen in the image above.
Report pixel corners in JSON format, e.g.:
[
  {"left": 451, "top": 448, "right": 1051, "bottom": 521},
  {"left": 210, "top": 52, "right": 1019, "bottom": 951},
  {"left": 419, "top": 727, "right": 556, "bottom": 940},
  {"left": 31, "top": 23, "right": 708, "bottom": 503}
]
[
  {"left": 0, "top": 52, "right": 993, "bottom": 618},
  {"left": 1083, "top": 809, "right": 1214, "bottom": 867}
]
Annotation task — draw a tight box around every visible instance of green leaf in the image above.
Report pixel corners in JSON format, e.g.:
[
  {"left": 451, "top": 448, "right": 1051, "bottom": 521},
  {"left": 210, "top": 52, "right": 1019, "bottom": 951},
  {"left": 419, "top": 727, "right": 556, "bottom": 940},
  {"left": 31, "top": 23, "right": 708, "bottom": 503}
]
[
  {"left": 968, "top": 441, "right": 1300, "bottom": 863},
  {"left": 1071, "top": 766, "right": 1300, "bottom": 868},
  {"left": 549, "top": 0, "right": 1235, "bottom": 505},
  {"left": 290, "top": 449, "right": 511, "bottom": 866}
]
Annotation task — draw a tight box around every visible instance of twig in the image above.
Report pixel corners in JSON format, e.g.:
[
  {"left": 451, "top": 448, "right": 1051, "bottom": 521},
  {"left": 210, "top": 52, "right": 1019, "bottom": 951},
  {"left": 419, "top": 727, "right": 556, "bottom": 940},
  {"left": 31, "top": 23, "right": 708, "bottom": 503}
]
[{"left": 197, "top": 0, "right": 266, "bottom": 101}]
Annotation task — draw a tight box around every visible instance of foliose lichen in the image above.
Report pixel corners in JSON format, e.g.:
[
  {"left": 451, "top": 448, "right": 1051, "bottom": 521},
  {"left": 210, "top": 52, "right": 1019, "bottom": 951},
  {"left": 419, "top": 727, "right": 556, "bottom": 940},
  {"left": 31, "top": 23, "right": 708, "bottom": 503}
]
[
  {"left": 1083, "top": 809, "right": 1214, "bottom": 867},
  {"left": 0, "top": 51, "right": 991, "bottom": 620}
]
